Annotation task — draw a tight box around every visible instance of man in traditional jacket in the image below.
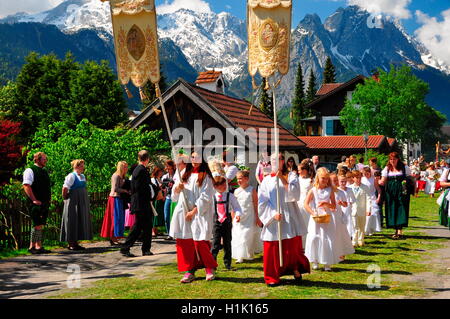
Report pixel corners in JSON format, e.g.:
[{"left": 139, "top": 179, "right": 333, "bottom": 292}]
[{"left": 23, "top": 152, "right": 52, "bottom": 254}]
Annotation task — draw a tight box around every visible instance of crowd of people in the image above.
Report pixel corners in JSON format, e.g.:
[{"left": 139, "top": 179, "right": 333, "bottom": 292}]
[{"left": 22, "top": 149, "right": 449, "bottom": 287}]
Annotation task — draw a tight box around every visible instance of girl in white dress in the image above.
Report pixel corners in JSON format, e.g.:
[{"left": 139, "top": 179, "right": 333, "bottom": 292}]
[
  {"left": 232, "top": 170, "right": 263, "bottom": 263},
  {"left": 297, "top": 161, "right": 314, "bottom": 234},
  {"left": 304, "top": 167, "right": 340, "bottom": 271},
  {"left": 362, "top": 167, "right": 382, "bottom": 235},
  {"left": 425, "top": 164, "right": 437, "bottom": 197},
  {"left": 330, "top": 173, "right": 355, "bottom": 261}
]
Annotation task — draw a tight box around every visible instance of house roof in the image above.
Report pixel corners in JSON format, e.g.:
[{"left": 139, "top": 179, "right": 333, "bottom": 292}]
[
  {"left": 188, "top": 83, "right": 305, "bottom": 149},
  {"left": 316, "top": 83, "right": 344, "bottom": 96},
  {"left": 195, "top": 70, "right": 223, "bottom": 84},
  {"left": 129, "top": 78, "right": 306, "bottom": 149},
  {"left": 306, "top": 75, "right": 366, "bottom": 109},
  {"left": 387, "top": 138, "right": 396, "bottom": 147},
  {"left": 297, "top": 135, "right": 387, "bottom": 150}
]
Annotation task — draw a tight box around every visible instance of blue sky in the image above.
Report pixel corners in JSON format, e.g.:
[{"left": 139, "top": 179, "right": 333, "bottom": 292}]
[
  {"left": 155, "top": 0, "right": 450, "bottom": 35},
  {"left": 1, "top": 0, "right": 449, "bottom": 65}
]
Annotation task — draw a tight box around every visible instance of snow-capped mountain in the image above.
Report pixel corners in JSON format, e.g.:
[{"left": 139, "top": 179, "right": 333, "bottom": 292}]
[{"left": 2, "top": 2, "right": 450, "bottom": 119}]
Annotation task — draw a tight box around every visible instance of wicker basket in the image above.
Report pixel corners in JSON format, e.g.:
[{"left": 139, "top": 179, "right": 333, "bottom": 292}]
[{"left": 313, "top": 214, "right": 331, "bottom": 224}]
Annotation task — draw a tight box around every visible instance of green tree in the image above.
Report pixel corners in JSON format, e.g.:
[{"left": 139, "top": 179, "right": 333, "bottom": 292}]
[
  {"left": 323, "top": 56, "right": 336, "bottom": 83},
  {"left": 306, "top": 71, "right": 317, "bottom": 103},
  {"left": 292, "top": 62, "right": 307, "bottom": 135},
  {"left": 259, "top": 78, "right": 273, "bottom": 118},
  {"left": 339, "top": 65, "right": 446, "bottom": 144},
  {"left": 62, "top": 60, "right": 128, "bottom": 129},
  {"left": 4, "top": 52, "right": 128, "bottom": 140},
  {"left": 22, "top": 119, "right": 170, "bottom": 201}
]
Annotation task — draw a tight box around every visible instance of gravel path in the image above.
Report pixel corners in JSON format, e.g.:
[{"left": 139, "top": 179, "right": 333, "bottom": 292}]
[
  {"left": 1, "top": 225, "right": 449, "bottom": 299},
  {"left": 0, "top": 238, "right": 177, "bottom": 299}
]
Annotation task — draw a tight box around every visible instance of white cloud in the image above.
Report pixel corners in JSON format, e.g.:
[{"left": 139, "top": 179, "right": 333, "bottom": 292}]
[
  {"left": 348, "top": 0, "right": 412, "bottom": 19},
  {"left": 225, "top": 5, "right": 232, "bottom": 10},
  {"left": 157, "top": 0, "right": 212, "bottom": 15},
  {"left": 415, "top": 9, "right": 450, "bottom": 65},
  {"left": 0, "top": 0, "right": 64, "bottom": 18}
]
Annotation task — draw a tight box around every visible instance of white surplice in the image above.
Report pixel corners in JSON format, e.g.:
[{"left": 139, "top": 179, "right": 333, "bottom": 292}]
[{"left": 169, "top": 173, "right": 215, "bottom": 241}]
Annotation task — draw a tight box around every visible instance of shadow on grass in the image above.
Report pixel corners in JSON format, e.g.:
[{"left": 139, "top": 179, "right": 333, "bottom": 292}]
[
  {"left": 283, "top": 279, "right": 390, "bottom": 291},
  {"left": 329, "top": 268, "right": 412, "bottom": 275},
  {"left": 354, "top": 250, "right": 391, "bottom": 256},
  {"left": 339, "top": 259, "right": 373, "bottom": 264}
]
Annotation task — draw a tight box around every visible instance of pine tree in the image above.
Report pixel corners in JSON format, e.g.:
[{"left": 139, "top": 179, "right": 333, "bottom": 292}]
[
  {"left": 292, "top": 62, "right": 307, "bottom": 136},
  {"left": 259, "top": 78, "right": 273, "bottom": 118},
  {"left": 306, "top": 71, "right": 317, "bottom": 104},
  {"left": 323, "top": 56, "right": 337, "bottom": 83}
]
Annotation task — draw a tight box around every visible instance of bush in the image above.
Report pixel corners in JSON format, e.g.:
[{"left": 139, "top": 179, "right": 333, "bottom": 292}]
[
  {"left": 1, "top": 119, "right": 170, "bottom": 203},
  {"left": 351, "top": 150, "right": 389, "bottom": 170}
]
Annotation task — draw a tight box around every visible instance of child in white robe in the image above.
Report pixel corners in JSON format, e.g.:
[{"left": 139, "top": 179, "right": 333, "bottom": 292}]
[
  {"left": 170, "top": 152, "right": 218, "bottom": 283},
  {"left": 330, "top": 173, "right": 355, "bottom": 261},
  {"left": 232, "top": 170, "right": 263, "bottom": 263},
  {"left": 362, "top": 167, "right": 382, "bottom": 236},
  {"left": 297, "top": 161, "right": 314, "bottom": 235},
  {"left": 304, "top": 167, "right": 341, "bottom": 271},
  {"left": 337, "top": 171, "right": 355, "bottom": 239},
  {"left": 350, "top": 170, "right": 372, "bottom": 247},
  {"left": 258, "top": 154, "right": 310, "bottom": 286}
]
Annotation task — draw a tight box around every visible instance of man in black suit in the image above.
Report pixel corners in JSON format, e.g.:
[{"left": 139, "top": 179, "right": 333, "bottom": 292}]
[{"left": 120, "top": 150, "right": 154, "bottom": 257}]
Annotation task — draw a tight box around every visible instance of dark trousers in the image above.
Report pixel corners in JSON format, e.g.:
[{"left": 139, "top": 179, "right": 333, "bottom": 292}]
[
  {"left": 211, "top": 219, "right": 232, "bottom": 268},
  {"left": 122, "top": 210, "right": 153, "bottom": 253}
]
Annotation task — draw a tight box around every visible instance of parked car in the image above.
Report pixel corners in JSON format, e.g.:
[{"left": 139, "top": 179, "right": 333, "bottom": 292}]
[{"left": 320, "top": 162, "right": 338, "bottom": 173}]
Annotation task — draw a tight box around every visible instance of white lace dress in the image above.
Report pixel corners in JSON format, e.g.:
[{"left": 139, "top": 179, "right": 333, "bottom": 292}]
[
  {"left": 232, "top": 186, "right": 263, "bottom": 260},
  {"left": 305, "top": 187, "right": 343, "bottom": 266}
]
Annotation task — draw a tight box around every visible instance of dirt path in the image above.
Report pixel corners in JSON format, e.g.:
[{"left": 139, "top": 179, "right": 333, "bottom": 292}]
[
  {"left": 0, "top": 238, "right": 177, "bottom": 299},
  {"left": 1, "top": 226, "right": 449, "bottom": 299},
  {"left": 402, "top": 224, "right": 450, "bottom": 299}
]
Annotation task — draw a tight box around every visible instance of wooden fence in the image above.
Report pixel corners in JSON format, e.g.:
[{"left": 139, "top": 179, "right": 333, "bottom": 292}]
[{"left": 0, "top": 191, "right": 109, "bottom": 250}]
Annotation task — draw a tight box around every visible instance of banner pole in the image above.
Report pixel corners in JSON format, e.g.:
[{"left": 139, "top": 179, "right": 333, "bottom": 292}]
[{"left": 271, "top": 81, "right": 283, "bottom": 268}]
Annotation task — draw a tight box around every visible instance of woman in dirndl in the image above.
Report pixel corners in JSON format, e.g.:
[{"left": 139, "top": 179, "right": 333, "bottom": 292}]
[
  {"left": 379, "top": 152, "right": 411, "bottom": 239},
  {"left": 61, "top": 159, "right": 93, "bottom": 250}
]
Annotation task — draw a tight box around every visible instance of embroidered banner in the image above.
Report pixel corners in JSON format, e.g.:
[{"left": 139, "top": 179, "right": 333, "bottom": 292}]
[
  {"left": 102, "top": 0, "right": 160, "bottom": 87},
  {"left": 247, "top": 0, "right": 292, "bottom": 79}
]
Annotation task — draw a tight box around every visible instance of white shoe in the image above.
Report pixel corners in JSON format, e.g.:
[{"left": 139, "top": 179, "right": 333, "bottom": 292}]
[
  {"left": 206, "top": 272, "right": 215, "bottom": 281},
  {"left": 312, "top": 263, "right": 319, "bottom": 270},
  {"left": 324, "top": 265, "right": 332, "bottom": 271},
  {"left": 180, "top": 273, "right": 195, "bottom": 283},
  {"left": 235, "top": 259, "right": 244, "bottom": 264}
]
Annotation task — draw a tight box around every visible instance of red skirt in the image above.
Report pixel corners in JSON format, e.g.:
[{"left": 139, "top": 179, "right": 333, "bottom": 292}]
[
  {"left": 100, "top": 197, "right": 125, "bottom": 239},
  {"left": 176, "top": 239, "right": 218, "bottom": 272},
  {"left": 263, "top": 236, "right": 310, "bottom": 284}
]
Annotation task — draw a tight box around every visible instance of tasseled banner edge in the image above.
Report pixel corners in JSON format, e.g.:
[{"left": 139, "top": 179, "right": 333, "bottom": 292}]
[
  {"left": 138, "top": 86, "right": 148, "bottom": 101},
  {"left": 124, "top": 85, "right": 133, "bottom": 99},
  {"left": 252, "top": 76, "right": 258, "bottom": 90},
  {"left": 152, "top": 83, "right": 161, "bottom": 115}
]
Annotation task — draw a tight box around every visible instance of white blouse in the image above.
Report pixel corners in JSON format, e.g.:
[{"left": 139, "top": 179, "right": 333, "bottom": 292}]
[
  {"left": 381, "top": 166, "right": 411, "bottom": 178},
  {"left": 63, "top": 172, "right": 86, "bottom": 189}
]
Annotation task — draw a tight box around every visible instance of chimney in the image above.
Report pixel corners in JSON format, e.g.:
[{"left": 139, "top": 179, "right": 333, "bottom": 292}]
[{"left": 195, "top": 69, "right": 226, "bottom": 94}]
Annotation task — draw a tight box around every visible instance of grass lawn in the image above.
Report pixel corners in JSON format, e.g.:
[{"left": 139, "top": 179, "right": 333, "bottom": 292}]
[{"left": 42, "top": 194, "right": 449, "bottom": 298}]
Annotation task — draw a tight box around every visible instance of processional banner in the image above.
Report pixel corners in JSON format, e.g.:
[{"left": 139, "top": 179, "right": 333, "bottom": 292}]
[
  {"left": 102, "top": 0, "right": 160, "bottom": 88},
  {"left": 247, "top": 0, "right": 292, "bottom": 81}
]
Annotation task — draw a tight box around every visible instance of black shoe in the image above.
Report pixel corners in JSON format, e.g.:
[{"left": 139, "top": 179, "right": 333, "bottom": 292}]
[
  {"left": 225, "top": 265, "right": 235, "bottom": 271},
  {"left": 109, "top": 240, "right": 120, "bottom": 246},
  {"left": 36, "top": 248, "right": 52, "bottom": 254},
  {"left": 267, "top": 282, "right": 279, "bottom": 287},
  {"left": 165, "top": 236, "right": 173, "bottom": 241},
  {"left": 142, "top": 251, "right": 154, "bottom": 256},
  {"left": 294, "top": 275, "right": 302, "bottom": 283},
  {"left": 121, "top": 249, "right": 136, "bottom": 258},
  {"left": 28, "top": 248, "right": 38, "bottom": 254}
]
